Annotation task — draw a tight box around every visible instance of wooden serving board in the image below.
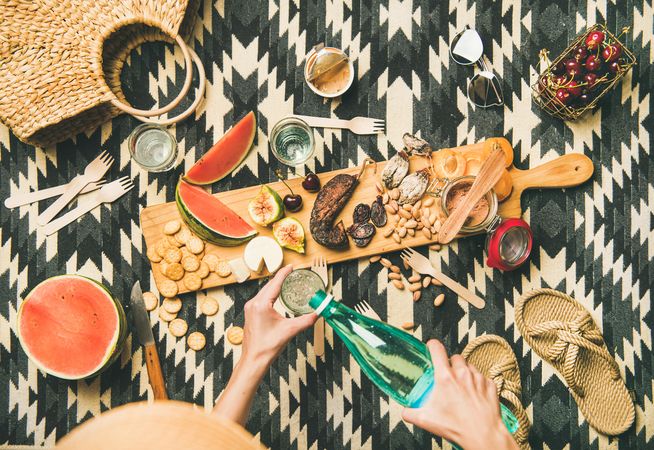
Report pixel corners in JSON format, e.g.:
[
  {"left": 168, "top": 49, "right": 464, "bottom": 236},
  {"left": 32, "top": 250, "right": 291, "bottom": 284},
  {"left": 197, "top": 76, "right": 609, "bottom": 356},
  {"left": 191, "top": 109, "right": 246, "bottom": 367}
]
[{"left": 141, "top": 145, "right": 593, "bottom": 295}]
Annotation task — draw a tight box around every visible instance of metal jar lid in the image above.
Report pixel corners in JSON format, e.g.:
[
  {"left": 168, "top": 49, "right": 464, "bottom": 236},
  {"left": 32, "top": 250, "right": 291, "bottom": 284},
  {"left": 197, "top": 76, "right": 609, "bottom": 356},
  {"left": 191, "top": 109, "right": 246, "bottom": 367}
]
[{"left": 485, "top": 217, "right": 533, "bottom": 271}]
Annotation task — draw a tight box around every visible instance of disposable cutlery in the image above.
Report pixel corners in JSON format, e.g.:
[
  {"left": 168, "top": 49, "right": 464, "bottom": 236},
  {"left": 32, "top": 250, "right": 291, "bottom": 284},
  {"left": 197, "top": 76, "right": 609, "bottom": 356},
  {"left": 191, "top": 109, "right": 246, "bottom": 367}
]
[
  {"left": 38, "top": 150, "right": 114, "bottom": 226},
  {"left": 292, "top": 115, "right": 385, "bottom": 135},
  {"left": 42, "top": 176, "right": 133, "bottom": 236},
  {"left": 400, "top": 247, "right": 485, "bottom": 309},
  {"left": 4, "top": 180, "right": 106, "bottom": 209},
  {"left": 353, "top": 300, "right": 382, "bottom": 320},
  {"left": 311, "top": 256, "right": 328, "bottom": 357}
]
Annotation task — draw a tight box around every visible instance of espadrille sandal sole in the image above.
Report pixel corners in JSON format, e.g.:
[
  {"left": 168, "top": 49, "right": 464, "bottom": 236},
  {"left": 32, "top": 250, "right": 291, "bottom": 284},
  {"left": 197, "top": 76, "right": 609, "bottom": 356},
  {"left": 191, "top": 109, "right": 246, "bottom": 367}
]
[
  {"left": 515, "top": 288, "right": 634, "bottom": 435},
  {"left": 462, "top": 335, "right": 531, "bottom": 450}
]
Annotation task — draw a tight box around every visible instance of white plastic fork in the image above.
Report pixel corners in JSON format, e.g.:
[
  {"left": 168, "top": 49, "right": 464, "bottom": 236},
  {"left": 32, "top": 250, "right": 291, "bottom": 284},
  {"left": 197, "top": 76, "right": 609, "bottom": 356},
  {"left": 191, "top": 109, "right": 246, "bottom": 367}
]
[
  {"left": 4, "top": 180, "right": 106, "bottom": 209},
  {"left": 292, "top": 115, "right": 385, "bottom": 135},
  {"left": 353, "top": 300, "right": 382, "bottom": 320},
  {"left": 38, "top": 150, "right": 114, "bottom": 226},
  {"left": 311, "top": 256, "right": 329, "bottom": 357},
  {"left": 42, "top": 176, "right": 133, "bottom": 236}
]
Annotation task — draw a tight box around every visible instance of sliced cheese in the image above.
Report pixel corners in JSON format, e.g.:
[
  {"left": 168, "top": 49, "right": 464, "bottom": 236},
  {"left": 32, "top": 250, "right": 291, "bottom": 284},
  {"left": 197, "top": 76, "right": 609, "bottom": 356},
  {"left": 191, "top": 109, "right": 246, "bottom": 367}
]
[
  {"left": 228, "top": 258, "right": 251, "bottom": 283},
  {"left": 243, "top": 236, "right": 283, "bottom": 274}
]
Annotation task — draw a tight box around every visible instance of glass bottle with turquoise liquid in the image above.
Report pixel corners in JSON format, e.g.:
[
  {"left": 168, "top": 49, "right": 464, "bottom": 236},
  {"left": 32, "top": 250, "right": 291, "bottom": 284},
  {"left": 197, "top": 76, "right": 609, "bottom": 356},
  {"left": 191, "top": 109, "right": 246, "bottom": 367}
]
[{"left": 309, "top": 290, "right": 519, "bottom": 437}]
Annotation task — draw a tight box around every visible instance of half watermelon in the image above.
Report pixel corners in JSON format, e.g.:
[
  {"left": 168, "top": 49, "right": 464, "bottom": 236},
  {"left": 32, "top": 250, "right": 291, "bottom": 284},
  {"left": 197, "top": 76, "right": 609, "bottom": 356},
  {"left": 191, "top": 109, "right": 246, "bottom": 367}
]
[
  {"left": 176, "top": 179, "right": 258, "bottom": 246},
  {"left": 17, "top": 275, "right": 127, "bottom": 380},
  {"left": 183, "top": 111, "right": 256, "bottom": 185}
]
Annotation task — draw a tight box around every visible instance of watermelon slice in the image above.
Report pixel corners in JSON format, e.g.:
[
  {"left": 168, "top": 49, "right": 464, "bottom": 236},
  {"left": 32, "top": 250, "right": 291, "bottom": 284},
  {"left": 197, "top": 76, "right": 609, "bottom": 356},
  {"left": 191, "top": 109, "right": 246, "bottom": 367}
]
[
  {"left": 183, "top": 111, "right": 256, "bottom": 185},
  {"left": 17, "top": 275, "right": 127, "bottom": 379},
  {"left": 176, "top": 179, "right": 258, "bottom": 246}
]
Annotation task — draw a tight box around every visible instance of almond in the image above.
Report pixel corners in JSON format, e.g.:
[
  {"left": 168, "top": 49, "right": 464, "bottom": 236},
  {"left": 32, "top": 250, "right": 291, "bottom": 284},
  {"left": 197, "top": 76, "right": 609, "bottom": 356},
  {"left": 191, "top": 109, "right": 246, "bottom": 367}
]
[
  {"left": 434, "top": 293, "right": 446, "bottom": 307},
  {"left": 430, "top": 244, "right": 442, "bottom": 251},
  {"left": 375, "top": 181, "right": 384, "bottom": 194},
  {"left": 402, "top": 258, "right": 410, "bottom": 270},
  {"left": 393, "top": 233, "right": 402, "bottom": 244},
  {"left": 392, "top": 280, "right": 405, "bottom": 290},
  {"left": 423, "top": 197, "right": 434, "bottom": 207},
  {"left": 408, "top": 282, "right": 421, "bottom": 292},
  {"left": 408, "top": 274, "right": 420, "bottom": 283},
  {"left": 385, "top": 204, "right": 397, "bottom": 214},
  {"left": 405, "top": 219, "right": 417, "bottom": 229},
  {"left": 402, "top": 203, "right": 413, "bottom": 212},
  {"left": 369, "top": 255, "right": 381, "bottom": 263},
  {"left": 413, "top": 291, "right": 421, "bottom": 302},
  {"left": 407, "top": 228, "right": 415, "bottom": 236},
  {"left": 401, "top": 322, "right": 414, "bottom": 330},
  {"left": 383, "top": 227, "right": 395, "bottom": 238},
  {"left": 422, "top": 227, "right": 432, "bottom": 239},
  {"left": 422, "top": 277, "right": 432, "bottom": 288},
  {"left": 398, "top": 209, "right": 412, "bottom": 219},
  {"left": 412, "top": 209, "right": 422, "bottom": 220},
  {"left": 380, "top": 258, "right": 392, "bottom": 268},
  {"left": 398, "top": 227, "right": 407, "bottom": 238},
  {"left": 421, "top": 215, "right": 431, "bottom": 228},
  {"left": 389, "top": 199, "right": 399, "bottom": 211},
  {"left": 390, "top": 265, "right": 401, "bottom": 273},
  {"left": 388, "top": 272, "right": 401, "bottom": 280},
  {"left": 390, "top": 188, "right": 400, "bottom": 200},
  {"left": 382, "top": 193, "right": 390, "bottom": 204},
  {"left": 429, "top": 212, "right": 438, "bottom": 225},
  {"left": 432, "top": 277, "right": 443, "bottom": 286},
  {"left": 413, "top": 199, "right": 422, "bottom": 211}
]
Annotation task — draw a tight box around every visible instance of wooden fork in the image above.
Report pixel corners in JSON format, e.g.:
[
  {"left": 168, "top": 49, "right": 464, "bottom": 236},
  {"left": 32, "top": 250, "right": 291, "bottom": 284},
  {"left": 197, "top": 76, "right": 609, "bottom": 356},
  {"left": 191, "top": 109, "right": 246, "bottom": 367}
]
[{"left": 311, "top": 256, "right": 328, "bottom": 357}]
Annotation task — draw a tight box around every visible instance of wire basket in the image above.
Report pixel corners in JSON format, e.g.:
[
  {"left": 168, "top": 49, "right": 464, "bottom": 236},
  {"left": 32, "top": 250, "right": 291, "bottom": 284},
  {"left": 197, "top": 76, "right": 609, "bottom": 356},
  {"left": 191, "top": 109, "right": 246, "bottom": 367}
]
[{"left": 531, "top": 23, "right": 636, "bottom": 121}]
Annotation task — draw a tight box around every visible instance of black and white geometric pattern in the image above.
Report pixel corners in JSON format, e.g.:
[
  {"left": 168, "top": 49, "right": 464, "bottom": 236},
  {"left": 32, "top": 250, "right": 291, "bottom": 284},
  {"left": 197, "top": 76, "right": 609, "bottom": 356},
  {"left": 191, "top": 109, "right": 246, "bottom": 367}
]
[{"left": 1, "top": 1, "right": 652, "bottom": 449}]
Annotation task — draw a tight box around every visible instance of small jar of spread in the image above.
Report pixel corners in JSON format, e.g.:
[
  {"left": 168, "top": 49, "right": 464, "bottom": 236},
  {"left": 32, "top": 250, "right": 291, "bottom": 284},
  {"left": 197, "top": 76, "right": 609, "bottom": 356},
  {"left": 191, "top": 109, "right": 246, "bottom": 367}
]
[
  {"left": 304, "top": 44, "right": 354, "bottom": 98},
  {"left": 437, "top": 175, "right": 533, "bottom": 271}
]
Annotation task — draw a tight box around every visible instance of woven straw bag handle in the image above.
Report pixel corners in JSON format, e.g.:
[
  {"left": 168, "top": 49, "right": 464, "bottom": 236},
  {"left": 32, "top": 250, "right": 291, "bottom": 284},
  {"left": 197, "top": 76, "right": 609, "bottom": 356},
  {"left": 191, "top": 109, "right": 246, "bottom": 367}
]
[{"left": 109, "top": 33, "right": 203, "bottom": 123}]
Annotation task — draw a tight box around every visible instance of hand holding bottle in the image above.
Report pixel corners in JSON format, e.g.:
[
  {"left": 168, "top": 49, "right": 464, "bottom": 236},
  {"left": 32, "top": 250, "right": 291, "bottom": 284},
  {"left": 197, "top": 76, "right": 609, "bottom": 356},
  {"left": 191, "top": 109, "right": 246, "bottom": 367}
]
[
  {"left": 241, "top": 264, "right": 317, "bottom": 369},
  {"left": 401, "top": 340, "right": 519, "bottom": 450}
]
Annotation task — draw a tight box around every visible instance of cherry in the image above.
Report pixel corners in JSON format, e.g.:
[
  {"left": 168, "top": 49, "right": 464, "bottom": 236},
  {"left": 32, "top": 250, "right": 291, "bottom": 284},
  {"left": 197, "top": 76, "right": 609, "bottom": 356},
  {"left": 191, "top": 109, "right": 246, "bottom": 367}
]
[
  {"left": 608, "top": 61, "right": 622, "bottom": 74},
  {"left": 578, "top": 92, "right": 593, "bottom": 105},
  {"left": 283, "top": 194, "right": 303, "bottom": 212},
  {"left": 585, "top": 54, "right": 601, "bottom": 72},
  {"left": 583, "top": 72, "right": 599, "bottom": 89},
  {"left": 301, "top": 172, "right": 321, "bottom": 192},
  {"left": 566, "top": 80, "right": 582, "bottom": 97},
  {"left": 552, "top": 74, "right": 568, "bottom": 87},
  {"left": 574, "top": 46, "right": 588, "bottom": 61},
  {"left": 585, "top": 30, "right": 605, "bottom": 50},
  {"left": 602, "top": 44, "right": 622, "bottom": 63},
  {"left": 552, "top": 61, "right": 566, "bottom": 76},
  {"left": 555, "top": 88, "right": 572, "bottom": 105},
  {"left": 275, "top": 169, "right": 303, "bottom": 212},
  {"left": 564, "top": 59, "right": 582, "bottom": 78}
]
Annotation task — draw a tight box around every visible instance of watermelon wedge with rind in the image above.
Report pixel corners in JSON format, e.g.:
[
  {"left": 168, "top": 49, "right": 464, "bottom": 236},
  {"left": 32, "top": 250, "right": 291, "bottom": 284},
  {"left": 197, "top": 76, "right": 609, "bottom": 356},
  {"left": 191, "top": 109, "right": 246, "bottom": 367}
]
[
  {"left": 176, "top": 179, "right": 258, "bottom": 246},
  {"left": 17, "top": 275, "right": 127, "bottom": 380},
  {"left": 183, "top": 112, "right": 256, "bottom": 185}
]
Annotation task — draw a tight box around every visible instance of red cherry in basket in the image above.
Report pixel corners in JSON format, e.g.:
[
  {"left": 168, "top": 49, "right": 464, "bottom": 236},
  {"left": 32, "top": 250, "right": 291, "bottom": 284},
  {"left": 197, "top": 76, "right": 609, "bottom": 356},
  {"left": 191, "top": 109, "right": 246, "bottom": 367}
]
[
  {"left": 583, "top": 72, "right": 599, "bottom": 89},
  {"left": 585, "top": 54, "right": 601, "bottom": 72},
  {"left": 602, "top": 44, "right": 622, "bottom": 63},
  {"left": 564, "top": 59, "right": 582, "bottom": 78},
  {"left": 585, "top": 30, "right": 605, "bottom": 50},
  {"left": 608, "top": 61, "right": 622, "bottom": 74},
  {"left": 555, "top": 88, "right": 572, "bottom": 105},
  {"left": 578, "top": 92, "right": 593, "bottom": 105},
  {"left": 552, "top": 61, "right": 566, "bottom": 76},
  {"left": 574, "top": 46, "right": 588, "bottom": 61},
  {"left": 566, "top": 80, "right": 582, "bottom": 97},
  {"left": 552, "top": 74, "right": 568, "bottom": 87}
]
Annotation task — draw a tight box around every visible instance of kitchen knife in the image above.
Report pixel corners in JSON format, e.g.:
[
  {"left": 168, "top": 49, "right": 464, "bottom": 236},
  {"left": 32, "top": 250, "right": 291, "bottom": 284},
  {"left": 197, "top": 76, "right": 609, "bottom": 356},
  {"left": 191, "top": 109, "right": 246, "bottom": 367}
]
[{"left": 130, "top": 281, "right": 168, "bottom": 400}]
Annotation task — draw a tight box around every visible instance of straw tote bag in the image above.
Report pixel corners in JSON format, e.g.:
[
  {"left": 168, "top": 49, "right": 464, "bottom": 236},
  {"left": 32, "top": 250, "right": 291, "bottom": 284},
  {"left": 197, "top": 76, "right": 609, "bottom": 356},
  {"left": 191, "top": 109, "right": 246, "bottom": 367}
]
[{"left": 0, "top": 0, "right": 202, "bottom": 147}]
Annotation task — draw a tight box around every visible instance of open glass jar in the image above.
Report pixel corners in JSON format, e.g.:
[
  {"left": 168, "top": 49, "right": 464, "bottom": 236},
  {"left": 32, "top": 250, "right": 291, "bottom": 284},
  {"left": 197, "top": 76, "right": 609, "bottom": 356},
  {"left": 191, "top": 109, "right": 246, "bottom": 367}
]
[{"left": 436, "top": 175, "right": 533, "bottom": 271}]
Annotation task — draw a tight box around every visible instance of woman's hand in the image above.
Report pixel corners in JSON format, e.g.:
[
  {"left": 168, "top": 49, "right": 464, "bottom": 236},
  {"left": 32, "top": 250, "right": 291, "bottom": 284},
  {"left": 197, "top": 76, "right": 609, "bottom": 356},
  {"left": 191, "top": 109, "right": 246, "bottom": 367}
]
[
  {"left": 241, "top": 264, "right": 317, "bottom": 369},
  {"left": 402, "top": 340, "right": 519, "bottom": 450}
]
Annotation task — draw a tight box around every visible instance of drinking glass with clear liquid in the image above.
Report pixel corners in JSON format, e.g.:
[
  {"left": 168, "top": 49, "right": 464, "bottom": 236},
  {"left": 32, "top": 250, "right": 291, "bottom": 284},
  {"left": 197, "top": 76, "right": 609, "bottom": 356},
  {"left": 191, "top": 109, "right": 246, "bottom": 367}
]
[
  {"left": 128, "top": 124, "right": 178, "bottom": 172},
  {"left": 270, "top": 117, "right": 315, "bottom": 166}
]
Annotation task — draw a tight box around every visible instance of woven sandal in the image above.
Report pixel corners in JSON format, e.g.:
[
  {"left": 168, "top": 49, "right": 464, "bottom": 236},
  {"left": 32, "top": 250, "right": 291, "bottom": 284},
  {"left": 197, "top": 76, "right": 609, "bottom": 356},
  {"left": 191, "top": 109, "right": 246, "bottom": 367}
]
[
  {"left": 515, "top": 288, "right": 634, "bottom": 435},
  {"left": 462, "top": 335, "right": 531, "bottom": 450}
]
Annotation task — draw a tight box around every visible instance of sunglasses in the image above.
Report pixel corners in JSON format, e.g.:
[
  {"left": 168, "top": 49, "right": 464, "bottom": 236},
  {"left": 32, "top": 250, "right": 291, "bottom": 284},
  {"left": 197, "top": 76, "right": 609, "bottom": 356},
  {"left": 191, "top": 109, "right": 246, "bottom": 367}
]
[{"left": 450, "top": 27, "right": 504, "bottom": 108}]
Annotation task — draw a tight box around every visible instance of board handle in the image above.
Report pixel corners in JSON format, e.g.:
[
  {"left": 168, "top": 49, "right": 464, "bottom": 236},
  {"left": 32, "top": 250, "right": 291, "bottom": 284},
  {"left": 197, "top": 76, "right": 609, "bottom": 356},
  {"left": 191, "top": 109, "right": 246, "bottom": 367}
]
[{"left": 516, "top": 153, "right": 594, "bottom": 190}]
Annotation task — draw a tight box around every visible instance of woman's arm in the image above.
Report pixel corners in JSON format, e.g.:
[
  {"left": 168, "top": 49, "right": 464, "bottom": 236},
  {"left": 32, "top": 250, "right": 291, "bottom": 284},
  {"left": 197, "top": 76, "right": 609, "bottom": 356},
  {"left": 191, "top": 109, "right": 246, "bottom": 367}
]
[{"left": 213, "top": 265, "right": 317, "bottom": 425}]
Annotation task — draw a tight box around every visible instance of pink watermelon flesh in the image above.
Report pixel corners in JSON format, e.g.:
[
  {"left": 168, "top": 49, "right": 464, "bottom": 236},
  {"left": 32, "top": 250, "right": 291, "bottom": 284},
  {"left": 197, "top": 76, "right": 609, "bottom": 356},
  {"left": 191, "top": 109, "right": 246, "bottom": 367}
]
[
  {"left": 18, "top": 276, "right": 118, "bottom": 378},
  {"left": 183, "top": 111, "right": 256, "bottom": 185},
  {"left": 177, "top": 180, "right": 256, "bottom": 239}
]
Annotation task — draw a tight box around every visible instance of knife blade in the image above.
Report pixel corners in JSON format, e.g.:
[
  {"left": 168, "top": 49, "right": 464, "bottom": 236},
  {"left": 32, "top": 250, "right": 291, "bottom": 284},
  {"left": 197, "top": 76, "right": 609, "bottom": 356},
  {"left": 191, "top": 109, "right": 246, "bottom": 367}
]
[
  {"left": 130, "top": 281, "right": 155, "bottom": 346},
  {"left": 130, "top": 281, "right": 167, "bottom": 400}
]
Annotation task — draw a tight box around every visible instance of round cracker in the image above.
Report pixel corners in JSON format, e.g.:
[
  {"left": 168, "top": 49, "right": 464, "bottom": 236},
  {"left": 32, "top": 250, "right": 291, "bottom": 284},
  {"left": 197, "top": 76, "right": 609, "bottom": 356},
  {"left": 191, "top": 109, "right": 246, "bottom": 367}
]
[
  {"left": 201, "top": 297, "right": 219, "bottom": 316},
  {"left": 159, "top": 261, "right": 170, "bottom": 277},
  {"left": 146, "top": 246, "right": 162, "bottom": 263},
  {"left": 183, "top": 273, "right": 202, "bottom": 291},
  {"left": 202, "top": 254, "right": 220, "bottom": 272},
  {"left": 158, "top": 307, "right": 177, "bottom": 322},
  {"left": 163, "top": 220, "right": 181, "bottom": 235},
  {"left": 162, "top": 297, "right": 182, "bottom": 314},
  {"left": 187, "top": 331, "right": 206, "bottom": 351},
  {"left": 166, "top": 235, "right": 182, "bottom": 248},
  {"left": 143, "top": 291, "right": 159, "bottom": 311},
  {"left": 155, "top": 239, "right": 169, "bottom": 257},
  {"left": 174, "top": 227, "right": 192, "bottom": 246},
  {"left": 164, "top": 247, "right": 182, "bottom": 264},
  {"left": 216, "top": 260, "right": 232, "bottom": 278},
  {"left": 169, "top": 318, "right": 188, "bottom": 337},
  {"left": 165, "top": 263, "right": 185, "bottom": 281},
  {"left": 159, "top": 279, "right": 178, "bottom": 298},
  {"left": 227, "top": 326, "right": 244, "bottom": 345},
  {"left": 186, "top": 236, "right": 204, "bottom": 254},
  {"left": 181, "top": 255, "right": 200, "bottom": 272},
  {"left": 196, "top": 262, "right": 210, "bottom": 279}
]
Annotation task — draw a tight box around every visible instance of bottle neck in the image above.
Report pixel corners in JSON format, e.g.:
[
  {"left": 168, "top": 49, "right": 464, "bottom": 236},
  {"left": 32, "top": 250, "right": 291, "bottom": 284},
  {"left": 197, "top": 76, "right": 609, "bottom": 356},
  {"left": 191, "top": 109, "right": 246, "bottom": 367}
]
[{"left": 313, "top": 293, "right": 334, "bottom": 317}]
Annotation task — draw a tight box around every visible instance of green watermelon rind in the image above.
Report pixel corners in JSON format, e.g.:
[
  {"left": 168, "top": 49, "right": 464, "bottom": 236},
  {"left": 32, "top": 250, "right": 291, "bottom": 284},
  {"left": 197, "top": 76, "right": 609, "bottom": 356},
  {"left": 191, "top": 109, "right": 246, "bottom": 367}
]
[
  {"left": 176, "top": 181, "right": 257, "bottom": 247},
  {"left": 16, "top": 275, "right": 127, "bottom": 380},
  {"left": 182, "top": 111, "right": 257, "bottom": 186}
]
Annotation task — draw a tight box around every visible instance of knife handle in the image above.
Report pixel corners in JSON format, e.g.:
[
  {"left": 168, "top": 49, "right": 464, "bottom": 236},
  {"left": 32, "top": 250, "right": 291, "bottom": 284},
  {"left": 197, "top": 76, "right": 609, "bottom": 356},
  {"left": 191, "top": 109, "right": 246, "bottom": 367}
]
[{"left": 144, "top": 343, "right": 168, "bottom": 400}]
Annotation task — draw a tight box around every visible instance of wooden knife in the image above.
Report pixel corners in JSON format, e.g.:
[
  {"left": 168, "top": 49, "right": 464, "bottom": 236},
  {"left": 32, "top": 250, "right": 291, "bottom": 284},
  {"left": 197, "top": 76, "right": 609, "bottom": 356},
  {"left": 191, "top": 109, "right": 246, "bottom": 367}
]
[{"left": 130, "top": 281, "right": 168, "bottom": 400}]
